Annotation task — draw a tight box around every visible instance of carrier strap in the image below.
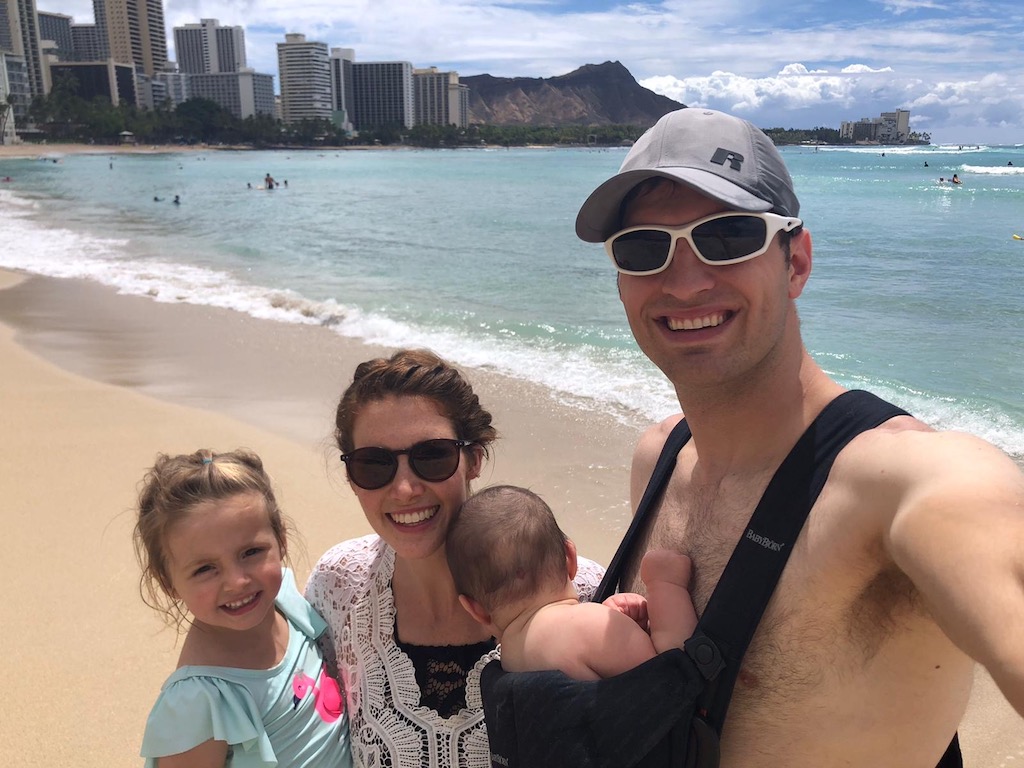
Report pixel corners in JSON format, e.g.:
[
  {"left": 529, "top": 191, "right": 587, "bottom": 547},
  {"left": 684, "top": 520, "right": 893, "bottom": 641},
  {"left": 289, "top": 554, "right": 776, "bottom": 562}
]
[
  {"left": 595, "top": 415, "right": 693, "bottom": 603},
  {"left": 695, "top": 390, "right": 908, "bottom": 732},
  {"left": 595, "top": 390, "right": 911, "bottom": 734}
]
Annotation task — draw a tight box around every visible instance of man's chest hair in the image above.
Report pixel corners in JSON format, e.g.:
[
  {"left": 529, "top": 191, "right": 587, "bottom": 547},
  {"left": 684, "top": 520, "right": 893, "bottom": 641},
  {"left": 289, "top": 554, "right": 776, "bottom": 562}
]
[
  {"left": 625, "top": 472, "right": 773, "bottom": 609},
  {"left": 624, "top": 470, "right": 921, "bottom": 641}
]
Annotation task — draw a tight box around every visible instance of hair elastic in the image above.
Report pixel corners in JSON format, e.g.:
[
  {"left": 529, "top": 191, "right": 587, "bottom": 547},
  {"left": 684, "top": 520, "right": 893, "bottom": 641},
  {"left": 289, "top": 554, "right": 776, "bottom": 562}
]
[{"left": 202, "top": 457, "right": 213, "bottom": 465}]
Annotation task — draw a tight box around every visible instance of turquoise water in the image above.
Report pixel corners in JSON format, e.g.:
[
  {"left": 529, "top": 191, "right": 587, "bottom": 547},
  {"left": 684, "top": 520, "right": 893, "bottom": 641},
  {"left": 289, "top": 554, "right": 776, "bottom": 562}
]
[{"left": 1, "top": 143, "right": 1023, "bottom": 456}]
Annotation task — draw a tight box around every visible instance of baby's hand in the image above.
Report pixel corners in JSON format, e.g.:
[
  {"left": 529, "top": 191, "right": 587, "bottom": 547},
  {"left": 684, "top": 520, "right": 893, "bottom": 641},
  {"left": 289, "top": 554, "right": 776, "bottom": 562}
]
[
  {"left": 602, "top": 592, "right": 650, "bottom": 632},
  {"left": 640, "top": 549, "right": 692, "bottom": 590}
]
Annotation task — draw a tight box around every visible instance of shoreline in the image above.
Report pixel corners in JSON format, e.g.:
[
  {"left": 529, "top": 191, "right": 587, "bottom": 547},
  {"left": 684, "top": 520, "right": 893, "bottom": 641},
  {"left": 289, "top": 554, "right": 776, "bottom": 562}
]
[
  {"left": 0, "top": 142, "right": 226, "bottom": 159},
  {"left": 1, "top": 266, "right": 1021, "bottom": 765},
  {"left": 0, "top": 141, "right": 545, "bottom": 161}
]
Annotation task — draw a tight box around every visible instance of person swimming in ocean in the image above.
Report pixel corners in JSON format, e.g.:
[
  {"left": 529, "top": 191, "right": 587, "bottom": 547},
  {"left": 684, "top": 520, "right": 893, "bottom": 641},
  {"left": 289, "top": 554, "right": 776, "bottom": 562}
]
[{"left": 172, "top": 195, "right": 181, "bottom": 205}]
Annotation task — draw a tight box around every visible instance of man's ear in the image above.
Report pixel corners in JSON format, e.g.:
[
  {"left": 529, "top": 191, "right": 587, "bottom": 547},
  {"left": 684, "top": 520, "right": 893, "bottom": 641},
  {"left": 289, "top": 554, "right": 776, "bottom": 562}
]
[
  {"left": 458, "top": 594, "right": 492, "bottom": 627},
  {"left": 565, "top": 538, "right": 579, "bottom": 581},
  {"left": 788, "top": 229, "right": 813, "bottom": 299}
]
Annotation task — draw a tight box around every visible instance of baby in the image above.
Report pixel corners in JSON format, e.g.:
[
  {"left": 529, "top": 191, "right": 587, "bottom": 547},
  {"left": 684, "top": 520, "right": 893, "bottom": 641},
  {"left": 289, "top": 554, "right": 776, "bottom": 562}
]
[{"left": 446, "top": 484, "right": 696, "bottom": 679}]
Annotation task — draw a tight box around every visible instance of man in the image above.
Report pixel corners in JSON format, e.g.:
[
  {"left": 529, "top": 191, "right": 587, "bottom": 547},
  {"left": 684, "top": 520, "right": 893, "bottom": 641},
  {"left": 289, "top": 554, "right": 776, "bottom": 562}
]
[{"left": 575, "top": 108, "right": 1024, "bottom": 767}]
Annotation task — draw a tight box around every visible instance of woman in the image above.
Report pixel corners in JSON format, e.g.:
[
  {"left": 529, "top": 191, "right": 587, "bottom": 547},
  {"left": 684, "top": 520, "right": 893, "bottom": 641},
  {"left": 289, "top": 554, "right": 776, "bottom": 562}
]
[{"left": 306, "top": 349, "right": 604, "bottom": 768}]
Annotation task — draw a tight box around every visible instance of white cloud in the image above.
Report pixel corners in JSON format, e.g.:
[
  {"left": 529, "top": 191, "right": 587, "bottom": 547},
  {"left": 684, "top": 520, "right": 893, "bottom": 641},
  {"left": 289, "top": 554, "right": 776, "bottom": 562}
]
[
  {"left": 840, "top": 64, "right": 894, "bottom": 74},
  {"left": 873, "top": 0, "right": 945, "bottom": 14},
  {"left": 640, "top": 62, "right": 1024, "bottom": 141}
]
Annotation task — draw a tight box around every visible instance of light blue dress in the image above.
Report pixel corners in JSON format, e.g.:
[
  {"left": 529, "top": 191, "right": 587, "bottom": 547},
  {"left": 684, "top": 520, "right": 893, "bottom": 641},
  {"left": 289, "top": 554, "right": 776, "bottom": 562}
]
[{"left": 141, "top": 570, "right": 352, "bottom": 767}]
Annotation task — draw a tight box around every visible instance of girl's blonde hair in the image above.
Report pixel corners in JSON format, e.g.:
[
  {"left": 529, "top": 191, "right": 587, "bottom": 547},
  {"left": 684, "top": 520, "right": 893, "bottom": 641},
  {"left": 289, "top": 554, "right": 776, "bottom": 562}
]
[{"left": 133, "top": 448, "right": 289, "bottom": 628}]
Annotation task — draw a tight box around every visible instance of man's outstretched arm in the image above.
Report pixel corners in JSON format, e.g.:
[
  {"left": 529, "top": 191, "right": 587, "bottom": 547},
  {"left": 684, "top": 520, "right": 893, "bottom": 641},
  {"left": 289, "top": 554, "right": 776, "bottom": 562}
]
[{"left": 884, "top": 429, "right": 1024, "bottom": 717}]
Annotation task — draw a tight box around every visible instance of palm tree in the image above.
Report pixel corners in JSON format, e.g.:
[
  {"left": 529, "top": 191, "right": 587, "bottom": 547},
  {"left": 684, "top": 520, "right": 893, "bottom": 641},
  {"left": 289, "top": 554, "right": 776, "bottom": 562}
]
[{"left": 0, "top": 94, "right": 15, "bottom": 143}]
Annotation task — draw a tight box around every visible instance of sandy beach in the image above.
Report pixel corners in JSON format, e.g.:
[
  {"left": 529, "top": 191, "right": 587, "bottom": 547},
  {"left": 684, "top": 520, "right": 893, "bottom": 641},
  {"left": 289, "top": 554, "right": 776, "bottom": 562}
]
[
  {"left": 0, "top": 142, "right": 242, "bottom": 160},
  {"left": 1, "top": 266, "right": 1021, "bottom": 766}
]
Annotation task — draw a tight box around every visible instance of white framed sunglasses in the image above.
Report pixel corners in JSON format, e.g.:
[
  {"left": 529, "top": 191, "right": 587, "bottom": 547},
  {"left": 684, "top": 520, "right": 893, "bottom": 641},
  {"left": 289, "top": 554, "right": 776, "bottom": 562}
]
[{"left": 605, "top": 211, "right": 803, "bottom": 275}]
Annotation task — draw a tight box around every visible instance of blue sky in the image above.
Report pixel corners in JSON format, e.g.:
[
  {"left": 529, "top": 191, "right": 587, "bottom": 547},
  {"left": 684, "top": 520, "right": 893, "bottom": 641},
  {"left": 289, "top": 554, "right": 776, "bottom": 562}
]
[{"left": 41, "top": 0, "right": 1024, "bottom": 143}]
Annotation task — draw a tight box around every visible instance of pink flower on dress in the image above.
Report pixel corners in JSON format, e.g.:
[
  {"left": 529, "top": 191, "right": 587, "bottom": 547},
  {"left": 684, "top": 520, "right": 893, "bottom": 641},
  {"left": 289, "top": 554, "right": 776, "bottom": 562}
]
[
  {"left": 315, "top": 671, "right": 344, "bottom": 723},
  {"left": 291, "top": 666, "right": 345, "bottom": 723}
]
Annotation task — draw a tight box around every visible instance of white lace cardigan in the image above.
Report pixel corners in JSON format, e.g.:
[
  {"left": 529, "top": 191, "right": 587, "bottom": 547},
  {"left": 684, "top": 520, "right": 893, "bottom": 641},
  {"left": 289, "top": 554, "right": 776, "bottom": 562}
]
[{"left": 305, "top": 534, "right": 605, "bottom": 768}]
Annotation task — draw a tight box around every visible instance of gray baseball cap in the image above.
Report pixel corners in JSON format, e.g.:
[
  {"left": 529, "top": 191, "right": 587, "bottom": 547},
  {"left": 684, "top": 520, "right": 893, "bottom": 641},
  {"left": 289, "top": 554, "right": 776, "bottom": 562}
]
[{"left": 575, "top": 108, "right": 800, "bottom": 243}]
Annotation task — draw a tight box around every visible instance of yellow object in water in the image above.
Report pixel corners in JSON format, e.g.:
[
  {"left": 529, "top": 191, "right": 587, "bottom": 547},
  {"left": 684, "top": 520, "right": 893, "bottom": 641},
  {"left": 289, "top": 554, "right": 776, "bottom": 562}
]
[{"left": 1014, "top": 234, "right": 1023, "bottom": 241}]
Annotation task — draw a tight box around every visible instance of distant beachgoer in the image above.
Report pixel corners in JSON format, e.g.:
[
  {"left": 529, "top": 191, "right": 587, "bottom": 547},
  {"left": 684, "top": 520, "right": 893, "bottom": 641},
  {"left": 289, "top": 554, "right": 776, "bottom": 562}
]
[
  {"left": 1, "top": 176, "right": 12, "bottom": 182},
  {"left": 247, "top": 182, "right": 252, "bottom": 189},
  {"left": 265, "top": 173, "right": 276, "bottom": 190},
  {"left": 283, "top": 180, "right": 288, "bottom": 188},
  {"left": 924, "top": 161, "right": 929, "bottom": 167},
  {"left": 1009, "top": 161, "right": 1014, "bottom": 166},
  {"left": 135, "top": 449, "right": 353, "bottom": 768},
  {"left": 447, "top": 484, "right": 696, "bottom": 679},
  {"left": 951, "top": 173, "right": 962, "bottom": 184},
  {"left": 153, "top": 196, "right": 163, "bottom": 202},
  {"left": 172, "top": 195, "right": 180, "bottom": 205}
]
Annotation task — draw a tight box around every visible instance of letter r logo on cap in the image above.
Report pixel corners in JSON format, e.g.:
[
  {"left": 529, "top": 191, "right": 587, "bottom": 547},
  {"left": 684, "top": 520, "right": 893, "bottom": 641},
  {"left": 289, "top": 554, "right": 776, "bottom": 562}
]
[{"left": 710, "top": 148, "right": 744, "bottom": 171}]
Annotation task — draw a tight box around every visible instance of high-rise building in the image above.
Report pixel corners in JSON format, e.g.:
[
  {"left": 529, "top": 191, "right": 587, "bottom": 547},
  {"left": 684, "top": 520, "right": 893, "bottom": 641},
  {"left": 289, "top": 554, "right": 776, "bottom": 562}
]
[
  {"left": 49, "top": 59, "right": 136, "bottom": 105},
  {"left": 352, "top": 60, "right": 413, "bottom": 131},
  {"left": 276, "top": 33, "right": 331, "bottom": 125},
  {"left": 93, "top": 0, "right": 167, "bottom": 77},
  {"left": 878, "top": 109, "right": 911, "bottom": 143},
  {"left": 0, "top": 51, "right": 18, "bottom": 143},
  {"left": 0, "top": 0, "right": 13, "bottom": 52},
  {"left": 329, "top": 46, "right": 354, "bottom": 133},
  {"left": 71, "top": 23, "right": 103, "bottom": 62},
  {"left": 0, "top": 52, "right": 29, "bottom": 122},
  {"left": 2, "top": 0, "right": 49, "bottom": 97},
  {"left": 189, "top": 70, "right": 274, "bottom": 119},
  {"left": 89, "top": 0, "right": 109, "bottom": 58},
  {"left": 173, "top": 18, "right": 245, "bottom": 75},
  {"left": 840, "top": 109, "right": 913, "bottom": 144},
  {"left": 37, "top": 11, "right": 73, "bottom": 61},
  {"left": 413, "top": 67, "right": 468, "bottom": 128},
  {"left": 154, "top": 69, "right": 188, "bottom": 107}
]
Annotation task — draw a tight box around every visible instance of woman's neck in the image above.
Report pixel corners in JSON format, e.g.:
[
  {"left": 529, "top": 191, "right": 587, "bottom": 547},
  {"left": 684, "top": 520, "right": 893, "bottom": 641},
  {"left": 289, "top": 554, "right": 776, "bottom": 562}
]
[{"left": 391, "top": 550, "right": 493, "bottom": 646}]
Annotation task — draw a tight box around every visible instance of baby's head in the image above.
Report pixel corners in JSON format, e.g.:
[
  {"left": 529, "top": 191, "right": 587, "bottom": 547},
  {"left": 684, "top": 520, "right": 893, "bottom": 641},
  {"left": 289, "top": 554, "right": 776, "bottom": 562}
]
[
  {"left": 133, "top": 448, "right": 289, "bottom": 628},
  {"left": 446, "top": 485, "right": 574, "bottom": 620}
]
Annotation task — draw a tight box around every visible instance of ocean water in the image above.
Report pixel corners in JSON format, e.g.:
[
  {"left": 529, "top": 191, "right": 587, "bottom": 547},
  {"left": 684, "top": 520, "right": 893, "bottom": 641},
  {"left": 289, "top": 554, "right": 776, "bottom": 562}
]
[{"left": 1, "top": 143, "right": 1023, "bottom": 458}]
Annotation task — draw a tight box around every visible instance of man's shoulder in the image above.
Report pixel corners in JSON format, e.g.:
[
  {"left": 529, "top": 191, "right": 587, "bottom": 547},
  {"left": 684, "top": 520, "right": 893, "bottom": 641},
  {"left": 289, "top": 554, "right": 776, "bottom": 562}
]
[
  {"left": 635, "top": 413, "right": 686, "bottom": 460},
  {"left": 836, "top": 416, "right": 1016, "bottom": 490}
]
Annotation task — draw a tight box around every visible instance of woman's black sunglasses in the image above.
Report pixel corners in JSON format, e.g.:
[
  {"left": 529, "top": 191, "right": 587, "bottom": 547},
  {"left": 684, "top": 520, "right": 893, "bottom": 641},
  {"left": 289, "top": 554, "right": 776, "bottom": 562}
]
[{"left": 341, "top": 438, "right": 474, "bottom": 490}]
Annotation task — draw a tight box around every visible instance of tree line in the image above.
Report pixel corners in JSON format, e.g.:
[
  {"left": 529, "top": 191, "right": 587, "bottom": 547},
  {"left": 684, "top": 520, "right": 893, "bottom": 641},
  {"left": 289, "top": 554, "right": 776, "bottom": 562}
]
[
  {"left": 18, "top": 75, "right": 650, "bottom": 148},
  {"left": 17, "top": 74, "right": 928, "bottom": 149},
  {"left": 763, "top": 126, "right": 931, "bottom": 145}
]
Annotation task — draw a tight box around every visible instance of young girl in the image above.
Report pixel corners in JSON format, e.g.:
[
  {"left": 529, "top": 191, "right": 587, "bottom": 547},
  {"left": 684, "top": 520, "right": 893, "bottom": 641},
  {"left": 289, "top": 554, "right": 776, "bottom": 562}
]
[{"left": 134, "top": 448, "right": 352, "bottom": 768}]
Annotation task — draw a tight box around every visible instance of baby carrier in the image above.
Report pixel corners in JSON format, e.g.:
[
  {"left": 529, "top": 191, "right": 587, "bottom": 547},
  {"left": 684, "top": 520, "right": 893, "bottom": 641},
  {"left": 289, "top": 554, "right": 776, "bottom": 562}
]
[{"left": 480, "top": 391, "right": 963, "bottom": 768}]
